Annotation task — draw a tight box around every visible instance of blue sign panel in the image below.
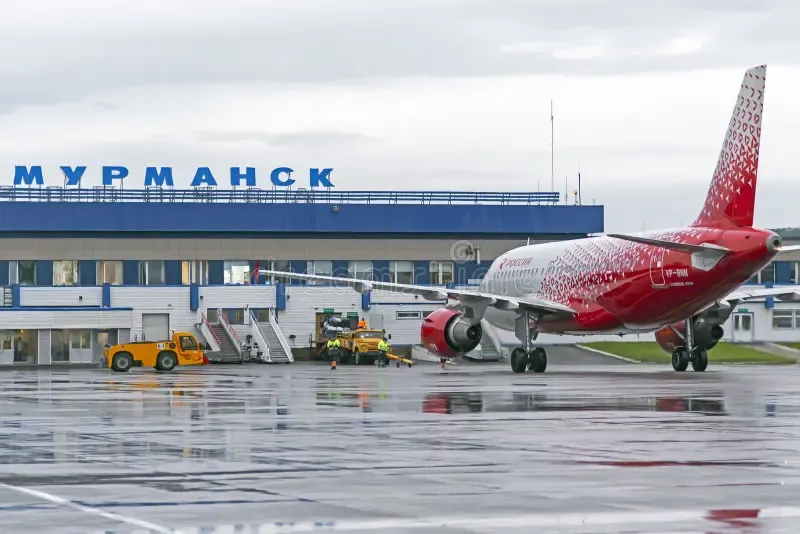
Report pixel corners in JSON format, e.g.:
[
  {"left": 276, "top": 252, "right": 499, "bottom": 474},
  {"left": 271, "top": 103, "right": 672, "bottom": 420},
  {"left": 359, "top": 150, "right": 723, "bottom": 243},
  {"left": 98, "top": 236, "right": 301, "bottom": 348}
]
[{"left": 12, "top": 166, "right": 335, "bottom": 188}]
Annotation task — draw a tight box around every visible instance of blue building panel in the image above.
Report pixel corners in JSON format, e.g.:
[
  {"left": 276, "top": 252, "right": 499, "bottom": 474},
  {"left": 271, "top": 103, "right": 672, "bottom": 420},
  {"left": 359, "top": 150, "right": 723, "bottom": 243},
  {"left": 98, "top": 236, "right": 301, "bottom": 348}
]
[
  {"left": 775, "top": 261, "right": 792, "bottom": 284},
  {"left": 123, "top": 261, "right": 139, "bottom": 285},
  {"left": 79, "top": 260, "right": 96, "bottom": 286},
  {"left": 414, "top": 261, "right": 430, "bottom": 285},
  {"left": 0, "top": 189, "right": 603, "bottom": 237},
  {"left": 36, "top": 260, "right": 53, "bottom": 286},
  {"left": 372, "top": 261, "right": 390, "bottom": 283},
  {"left": 209, "top": 261, "right": 224, "bottom": 285},
  {"left": 165, "top": 260, "right": 182, "bottom": 285}
]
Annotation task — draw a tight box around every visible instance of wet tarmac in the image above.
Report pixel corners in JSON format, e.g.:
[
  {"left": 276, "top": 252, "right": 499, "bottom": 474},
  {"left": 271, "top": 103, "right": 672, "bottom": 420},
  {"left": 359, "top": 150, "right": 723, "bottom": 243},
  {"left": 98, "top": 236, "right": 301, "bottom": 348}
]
[{"left": 0, "top": 349, "right": 799, "bottom": 533}]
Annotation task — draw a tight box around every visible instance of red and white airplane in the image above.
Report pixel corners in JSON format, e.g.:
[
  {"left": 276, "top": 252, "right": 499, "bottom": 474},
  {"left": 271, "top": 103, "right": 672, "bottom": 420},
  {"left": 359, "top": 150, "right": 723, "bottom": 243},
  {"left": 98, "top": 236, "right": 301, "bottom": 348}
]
[{"left": 261, "top": 64, "right": 800, "bottom": 374}]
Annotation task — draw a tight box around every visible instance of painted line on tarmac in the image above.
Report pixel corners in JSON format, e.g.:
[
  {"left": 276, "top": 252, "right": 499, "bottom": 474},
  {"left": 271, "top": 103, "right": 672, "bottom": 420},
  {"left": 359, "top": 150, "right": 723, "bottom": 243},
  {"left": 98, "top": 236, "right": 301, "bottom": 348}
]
[
  {"left": 575, "top": 344, "right": 642, "bottom": 363},
  {"left": 141, "top": 506, "right": 800, "bottom": 533},
  {"left": 0, "top": 482, "right": 177, "bottom": 534}
]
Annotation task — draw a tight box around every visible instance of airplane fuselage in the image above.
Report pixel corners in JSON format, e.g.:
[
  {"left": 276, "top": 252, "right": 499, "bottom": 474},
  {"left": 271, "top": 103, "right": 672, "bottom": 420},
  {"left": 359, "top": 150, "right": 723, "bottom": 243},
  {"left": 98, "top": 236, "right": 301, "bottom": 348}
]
[{"left": 479, "top": 225, "right": 779, "bottom": 336}]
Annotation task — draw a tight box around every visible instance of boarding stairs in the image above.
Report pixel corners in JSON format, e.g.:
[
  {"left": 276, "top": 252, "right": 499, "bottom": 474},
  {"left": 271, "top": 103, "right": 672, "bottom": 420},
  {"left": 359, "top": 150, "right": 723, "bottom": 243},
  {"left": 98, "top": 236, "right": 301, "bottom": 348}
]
[
  {"left": 209, "top": 321, "right": 243, "bottom": 363},
  {"left": 251, "top": 310, "right": 294, "bottom": 363}
]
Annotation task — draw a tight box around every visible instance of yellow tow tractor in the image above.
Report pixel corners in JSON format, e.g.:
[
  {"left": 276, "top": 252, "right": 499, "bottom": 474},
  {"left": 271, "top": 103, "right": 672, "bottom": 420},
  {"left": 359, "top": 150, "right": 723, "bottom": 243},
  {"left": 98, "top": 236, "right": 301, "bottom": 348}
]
[
  {"left": 103, "top": 331, "right": 208, "bottom": 373},
  {"left": 337, "top": 329, "right": 412, "bottom": 367},
  {"left": 338, "top": 329, "right": 387, "bottom": 365}
]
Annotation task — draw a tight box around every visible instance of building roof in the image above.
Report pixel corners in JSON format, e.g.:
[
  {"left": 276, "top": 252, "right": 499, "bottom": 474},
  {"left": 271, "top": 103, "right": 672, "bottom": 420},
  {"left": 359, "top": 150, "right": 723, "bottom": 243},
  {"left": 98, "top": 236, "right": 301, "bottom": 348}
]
[{"left": 0, "top": 187, "right": 604, "bottom": 238}]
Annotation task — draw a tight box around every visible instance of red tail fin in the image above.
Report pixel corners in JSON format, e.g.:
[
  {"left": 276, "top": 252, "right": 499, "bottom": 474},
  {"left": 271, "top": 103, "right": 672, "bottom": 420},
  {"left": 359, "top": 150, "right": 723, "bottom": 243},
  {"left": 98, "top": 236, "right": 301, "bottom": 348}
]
[{"left": 693, "top": 65, "right": 766, "bottom": 228}]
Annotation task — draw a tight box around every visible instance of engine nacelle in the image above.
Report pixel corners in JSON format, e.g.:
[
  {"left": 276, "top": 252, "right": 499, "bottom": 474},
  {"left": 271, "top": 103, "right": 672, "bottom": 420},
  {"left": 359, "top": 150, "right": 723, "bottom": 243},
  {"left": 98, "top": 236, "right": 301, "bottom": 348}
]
[
  {"left": 420, "top": 308, "right": 483, "bottom": 358},
  {"left": 655, "top": 319, "right": 724, "bottom": 354}
]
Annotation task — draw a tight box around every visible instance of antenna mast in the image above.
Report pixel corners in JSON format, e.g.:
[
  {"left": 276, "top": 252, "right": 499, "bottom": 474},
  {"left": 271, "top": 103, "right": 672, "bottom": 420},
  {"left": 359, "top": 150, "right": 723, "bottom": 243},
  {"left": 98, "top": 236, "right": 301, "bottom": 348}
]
[{"left": 550, "top": 99, "right": 554, "bottom": 192}]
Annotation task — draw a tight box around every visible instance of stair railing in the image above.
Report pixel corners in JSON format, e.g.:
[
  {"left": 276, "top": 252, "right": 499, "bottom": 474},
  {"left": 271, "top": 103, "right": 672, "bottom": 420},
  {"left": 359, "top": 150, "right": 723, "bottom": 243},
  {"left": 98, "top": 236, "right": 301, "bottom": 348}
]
[
  {"left": 217, "top": 308, "right": 243, "bottom": 358},
  {"left": 199, "top": 312, "right": 221, "bottom": 352},
  {"left": 248, "top": 310, "right": 272, "bottom": 362},
  {"left": 269, "top": 308, "right": 294, "bottom": 362}
]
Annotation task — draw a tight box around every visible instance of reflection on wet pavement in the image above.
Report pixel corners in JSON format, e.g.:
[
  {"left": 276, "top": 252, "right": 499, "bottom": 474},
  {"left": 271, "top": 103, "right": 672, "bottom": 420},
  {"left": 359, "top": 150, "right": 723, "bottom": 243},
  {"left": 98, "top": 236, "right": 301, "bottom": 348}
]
[{"left": 0, "top": 361, "right": 798, "bottom": 533}]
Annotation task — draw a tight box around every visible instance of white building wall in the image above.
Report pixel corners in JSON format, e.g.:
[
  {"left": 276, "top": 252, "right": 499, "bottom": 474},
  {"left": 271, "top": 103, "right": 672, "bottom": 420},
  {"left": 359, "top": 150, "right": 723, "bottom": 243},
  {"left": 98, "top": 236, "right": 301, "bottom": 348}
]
[
  {"left": 0, "top": 310, "right": 133, "bottom": 329},
  {"left": 726, "top": 300, "right": 800, "bottom": 343},
  {"left": 199, "top": 285, "right": 276, "bottom": 310},
  {"left": 279, "top": 285, "right": 363, "bottom": 347},
  {"left": 20, "top": 287, "right": 103, "bottom": 307},
  {"left": 369, "top": 304, "right": 443, "bottom": 345},
  {"left": 110, "top": 287, "right": 194, "bottom": 341}
]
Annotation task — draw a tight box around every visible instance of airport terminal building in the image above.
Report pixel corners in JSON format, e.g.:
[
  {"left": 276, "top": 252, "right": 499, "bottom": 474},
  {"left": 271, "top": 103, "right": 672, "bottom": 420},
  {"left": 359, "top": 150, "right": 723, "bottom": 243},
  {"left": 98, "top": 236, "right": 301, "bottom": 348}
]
[
  {"left": 0, "top": 184, "right": 603, "bottom": 366},
  {"left": 0, "top": 183, "right": 796, "bottom": 367}
]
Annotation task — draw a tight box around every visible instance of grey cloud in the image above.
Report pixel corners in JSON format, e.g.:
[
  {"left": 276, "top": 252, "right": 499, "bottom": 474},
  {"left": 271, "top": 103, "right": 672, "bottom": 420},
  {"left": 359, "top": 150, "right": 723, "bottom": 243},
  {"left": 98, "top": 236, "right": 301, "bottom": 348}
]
[
  {"left": 0, "top": 0, "right": 797, "bottom": 110},
  {"left": 195, "top": 130, "right": 379, "bottom": 147}
]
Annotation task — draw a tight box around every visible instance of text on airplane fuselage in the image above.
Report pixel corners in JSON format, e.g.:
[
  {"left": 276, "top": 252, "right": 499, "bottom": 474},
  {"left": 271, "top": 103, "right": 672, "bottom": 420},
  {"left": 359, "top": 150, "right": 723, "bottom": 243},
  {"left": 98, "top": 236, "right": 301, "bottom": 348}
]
[
  {"left": 11, "top": 165, "right": 335, "bottom": 188},
  {"left": 499, "top": 257, "right": 533, "bottom": 269}
]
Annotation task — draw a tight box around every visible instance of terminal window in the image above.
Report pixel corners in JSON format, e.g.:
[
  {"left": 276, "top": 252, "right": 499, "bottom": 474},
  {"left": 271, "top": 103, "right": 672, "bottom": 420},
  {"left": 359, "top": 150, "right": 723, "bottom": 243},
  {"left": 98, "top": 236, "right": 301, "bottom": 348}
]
[
  {"left": 429, "top": 261, "right": 454, "bottom": 285},
  {"left": 772, "top": 309, "right": 795, "bottom": 329},
  {"left": 306, "top": 261, "right": 332, "bottom": 284},
  {"left": 97, "top": 261, "right": 123, "bottom": 285},
  {"left": 224, "top": 261, "right": 250, "bottom": 284},
  {"left": 53, "top": 260, "right": 79, "bottom": 286},
  {"left": 182, "top": 260, "right": 209, "bottom": 285},
  {"left": 139, "top": 260, "right": 166, "bottom": 285},
  {"left": 265, "top": 260, "right": 292, "bottom": 284},
  {"left": 750, "top": 262, "right": 775, "bottom": 285},
  {"left": 390, "top": 261, "right": 414, "bottom": 284},
  {"left": 51, "top": 330, "right": 70, "bottom": 363},
  {"left": 349, "top": 261, "right": 373, "bottom": 281},
  {"left": 9, "top": 261, "right": 36, "bottom": 286}
]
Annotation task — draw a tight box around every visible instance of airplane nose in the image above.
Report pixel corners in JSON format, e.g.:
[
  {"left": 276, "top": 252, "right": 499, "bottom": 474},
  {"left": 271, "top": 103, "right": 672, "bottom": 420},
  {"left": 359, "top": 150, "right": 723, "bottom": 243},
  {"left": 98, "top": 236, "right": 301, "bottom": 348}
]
[{"left": 766, "top": 233, "right": 782, "bottom": 253}]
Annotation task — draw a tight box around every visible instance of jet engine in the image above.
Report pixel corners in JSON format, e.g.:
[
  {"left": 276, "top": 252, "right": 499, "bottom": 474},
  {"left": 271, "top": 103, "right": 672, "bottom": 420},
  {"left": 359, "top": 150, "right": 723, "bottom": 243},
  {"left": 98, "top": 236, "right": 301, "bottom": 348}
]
[
  {"left": 420, "top": 308, "right": 482, "bottom": 358},
  {"left": 655, "top": 317, "right": 724, "bottom": 354}
]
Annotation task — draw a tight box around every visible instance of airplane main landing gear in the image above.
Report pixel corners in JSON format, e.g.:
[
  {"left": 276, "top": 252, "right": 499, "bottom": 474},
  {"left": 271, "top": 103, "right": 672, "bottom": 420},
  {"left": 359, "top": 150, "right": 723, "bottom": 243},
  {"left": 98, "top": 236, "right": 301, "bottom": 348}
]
[
  {"left": 510, "top": 312, "right": 547, "bottom": 374},
  {"left": 671, "top": 318, "right": 710, "bottom": 372}
]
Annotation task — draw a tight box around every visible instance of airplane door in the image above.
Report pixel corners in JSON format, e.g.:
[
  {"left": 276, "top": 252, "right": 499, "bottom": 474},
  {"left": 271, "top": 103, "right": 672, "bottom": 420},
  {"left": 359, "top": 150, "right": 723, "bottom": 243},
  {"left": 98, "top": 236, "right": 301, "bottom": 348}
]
[
  {"left": 649, "top": 250, "right": 666, "bottom": 288},
  {"left": 731, "top": 313, "right": 754, "bottom": 342}
]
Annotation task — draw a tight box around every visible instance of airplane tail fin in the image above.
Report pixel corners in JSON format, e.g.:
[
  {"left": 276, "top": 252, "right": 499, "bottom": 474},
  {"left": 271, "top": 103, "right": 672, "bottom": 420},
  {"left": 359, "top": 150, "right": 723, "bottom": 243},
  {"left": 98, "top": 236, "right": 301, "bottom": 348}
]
[{"left": 692, "top": 65, "right": 766, "bottom": 229}]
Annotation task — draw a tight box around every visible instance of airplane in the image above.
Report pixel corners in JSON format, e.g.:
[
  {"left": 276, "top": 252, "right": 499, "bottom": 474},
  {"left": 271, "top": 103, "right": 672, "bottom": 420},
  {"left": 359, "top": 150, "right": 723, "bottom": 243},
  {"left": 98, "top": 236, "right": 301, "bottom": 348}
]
[{"left": 260, "top": 64, "right": 800, "bottom": 374}]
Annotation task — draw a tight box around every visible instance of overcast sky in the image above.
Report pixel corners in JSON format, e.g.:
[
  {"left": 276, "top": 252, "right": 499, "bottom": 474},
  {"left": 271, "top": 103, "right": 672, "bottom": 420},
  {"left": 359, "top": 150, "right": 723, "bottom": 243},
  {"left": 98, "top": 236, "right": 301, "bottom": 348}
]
[{"left": 0, "top": 0, "right": 798, "bottom": 231}]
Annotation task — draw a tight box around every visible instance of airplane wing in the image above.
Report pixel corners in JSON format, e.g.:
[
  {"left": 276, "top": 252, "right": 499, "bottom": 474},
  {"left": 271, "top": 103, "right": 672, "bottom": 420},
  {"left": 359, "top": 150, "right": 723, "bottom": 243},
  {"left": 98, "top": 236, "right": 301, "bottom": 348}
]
[
  {"left": 721, "top": 286, "right": 800, "bottom": 305},
  {"left": 257, "top": 270, "right": 576, "bottom": 320}
]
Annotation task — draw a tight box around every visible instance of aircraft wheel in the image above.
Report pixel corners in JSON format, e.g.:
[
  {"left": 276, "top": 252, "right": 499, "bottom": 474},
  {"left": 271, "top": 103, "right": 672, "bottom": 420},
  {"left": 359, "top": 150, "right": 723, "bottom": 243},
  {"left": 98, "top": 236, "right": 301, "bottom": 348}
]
[
  {"left": 671, "top": 347, "right": 689, "bottom": 371},
  {"left": 528, "top": 347, "right": 547, "bottom": 373},
  {"left": 691, "top": 349, "right": 708, "bottom": 372},
  {"left": 510, "top": 348, "right": 528, "bottom": 373}
]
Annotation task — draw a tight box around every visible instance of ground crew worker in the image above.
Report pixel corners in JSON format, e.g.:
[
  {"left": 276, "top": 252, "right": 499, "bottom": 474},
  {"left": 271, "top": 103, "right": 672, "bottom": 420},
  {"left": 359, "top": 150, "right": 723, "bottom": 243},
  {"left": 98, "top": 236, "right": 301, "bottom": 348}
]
[
  {"left": 377, "top": 337, "right": 389, "bottom": 368},
  {"left": 357, "top": 318, "right": 367, "bottom": 329},
  {"left": 327, "top": 337, "right": 341, "bottom": 370}
]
